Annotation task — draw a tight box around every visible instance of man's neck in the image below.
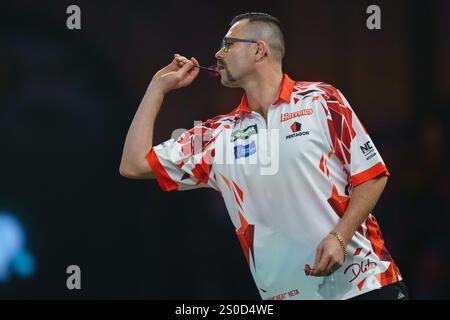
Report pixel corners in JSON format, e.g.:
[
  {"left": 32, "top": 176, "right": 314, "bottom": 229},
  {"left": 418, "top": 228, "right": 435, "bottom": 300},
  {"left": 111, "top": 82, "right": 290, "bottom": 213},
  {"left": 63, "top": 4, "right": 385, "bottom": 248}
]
[{"left": 243, "top": 67, "right": 284, "bottom": 118}]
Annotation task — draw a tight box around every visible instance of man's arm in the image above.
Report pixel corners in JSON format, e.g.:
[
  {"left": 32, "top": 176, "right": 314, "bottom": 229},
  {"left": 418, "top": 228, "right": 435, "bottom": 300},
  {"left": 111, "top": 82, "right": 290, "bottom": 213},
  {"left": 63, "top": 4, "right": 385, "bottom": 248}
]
[
  {"left": 310, "top": 174, "right": 389, "bottom": 276},
  {"left": 119, "top": 54, "right": 200, "bottom": 179}
]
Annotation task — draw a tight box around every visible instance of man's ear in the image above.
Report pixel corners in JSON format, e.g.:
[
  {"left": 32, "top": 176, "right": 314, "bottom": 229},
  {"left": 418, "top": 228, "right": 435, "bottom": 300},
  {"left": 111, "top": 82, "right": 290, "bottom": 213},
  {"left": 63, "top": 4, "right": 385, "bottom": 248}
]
[{"left": 255, "top": 41, "right": 269, "bottom": 61}]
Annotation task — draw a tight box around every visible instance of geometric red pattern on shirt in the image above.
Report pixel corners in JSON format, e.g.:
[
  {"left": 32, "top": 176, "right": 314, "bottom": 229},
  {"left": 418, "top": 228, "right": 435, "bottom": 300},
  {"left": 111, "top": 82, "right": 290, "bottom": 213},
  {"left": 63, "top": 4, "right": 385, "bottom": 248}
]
[
  {"left": 318, "top": 83, "right": 356, "bottom": 166},
  {"left": 237, "top": 210, "right": 256, "bottom": 268},
  {"left": 327, "top": 184, "right": 350, "bottom": 218},
  {"left": 219, "top": 174, "right": 255, "bottom": 269},
  {"left": 365, "top": 215, "right": 402, "bottom": 286}
]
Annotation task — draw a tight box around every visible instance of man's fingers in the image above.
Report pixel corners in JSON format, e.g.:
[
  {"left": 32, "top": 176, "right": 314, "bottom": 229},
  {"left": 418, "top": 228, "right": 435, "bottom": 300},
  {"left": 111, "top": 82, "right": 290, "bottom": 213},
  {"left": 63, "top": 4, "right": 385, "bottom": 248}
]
[
  {"left": 170, "top": 55, "right": 200, "bottom": 77},
  {"left": 311, "top": 247, "right": 333, "bottom": 276},
  {"left": 176, "top": 54, "right": 189, "bottom": 64},
  {"left": 189, "top": 57, "right": 200, "bottom": 76},
  {"left": 325, "top": 260, "right": 338, "bottom": 276},
  {"left": 312, "top": 246, "right": 323, "bottom": 272},
  {"left": 172, "top": 53, "right": 181, "bottom": 64},
  {"left": 174, "top": 53, "right": 184, "bottom": 61},
  {"left": 171, "top": 53, "right": 190, "bottom": 68},
  {"left": 191, "top": 56, "right": 199, "bottom": 66},
  {"left": 178, "top": 59, "right": 194, "bottom": 75},
  {"left": 314, "top": 256, "right": 329, "bottom": 276},
  {"left": 311, "top": 245, "right": 326, "bottom": 276}
]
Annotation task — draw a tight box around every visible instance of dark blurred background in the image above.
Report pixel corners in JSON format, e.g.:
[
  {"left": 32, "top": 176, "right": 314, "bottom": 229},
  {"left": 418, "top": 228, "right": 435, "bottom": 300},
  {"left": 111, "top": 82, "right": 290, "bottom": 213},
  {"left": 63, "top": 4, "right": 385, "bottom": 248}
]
[{"left": 0, "top": 0, "right": 449, "bottom": 299}]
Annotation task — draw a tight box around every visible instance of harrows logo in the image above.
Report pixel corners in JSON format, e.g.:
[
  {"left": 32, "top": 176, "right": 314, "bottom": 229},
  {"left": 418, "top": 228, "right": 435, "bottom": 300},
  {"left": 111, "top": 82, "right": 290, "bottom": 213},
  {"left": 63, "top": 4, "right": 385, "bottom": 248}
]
[
  {"left": 286, "top": 122, "right": 309, "bottom": 140},
  {"left": 280, "top": 108, "right": 313, "bottom": 122}
]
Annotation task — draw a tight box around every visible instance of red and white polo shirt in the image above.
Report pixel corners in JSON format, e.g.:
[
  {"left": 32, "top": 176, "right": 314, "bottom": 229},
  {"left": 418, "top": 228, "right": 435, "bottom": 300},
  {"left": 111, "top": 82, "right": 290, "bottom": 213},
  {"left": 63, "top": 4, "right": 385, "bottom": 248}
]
[{"left": 146, "top": 74, "right": 402, "bottom": 300}]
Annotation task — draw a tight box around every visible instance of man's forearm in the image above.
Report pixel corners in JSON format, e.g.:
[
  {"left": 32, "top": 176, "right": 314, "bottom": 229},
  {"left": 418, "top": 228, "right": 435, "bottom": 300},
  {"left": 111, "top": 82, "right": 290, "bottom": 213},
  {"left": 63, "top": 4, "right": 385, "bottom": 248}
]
[
  {"left": 120, "top": 85, "right": 165, "bottom": 177},
  {"left": 332, "top": 175, "right": 388, "bottom": 246},
  {"left": 120, "top": 54, "right": 201, "bottom": 178}
]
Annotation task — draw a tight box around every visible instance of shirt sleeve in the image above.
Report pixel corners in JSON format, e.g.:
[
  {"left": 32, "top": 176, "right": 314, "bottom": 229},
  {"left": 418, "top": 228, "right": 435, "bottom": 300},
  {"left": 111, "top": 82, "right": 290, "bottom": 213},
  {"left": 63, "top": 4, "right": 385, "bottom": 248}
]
[
  {"left": 146, "top": 119, "right": 224, "bottom": 192},
  {"left": 317, "top": 83, "right": 390, "bottom": 187}
]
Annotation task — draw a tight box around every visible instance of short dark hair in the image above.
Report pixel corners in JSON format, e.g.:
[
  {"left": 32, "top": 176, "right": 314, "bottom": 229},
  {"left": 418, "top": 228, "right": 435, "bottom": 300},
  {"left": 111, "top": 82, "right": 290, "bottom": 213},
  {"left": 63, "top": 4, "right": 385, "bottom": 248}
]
[{"left": 230, "top": 12, "right": 285, "bottom": 61}]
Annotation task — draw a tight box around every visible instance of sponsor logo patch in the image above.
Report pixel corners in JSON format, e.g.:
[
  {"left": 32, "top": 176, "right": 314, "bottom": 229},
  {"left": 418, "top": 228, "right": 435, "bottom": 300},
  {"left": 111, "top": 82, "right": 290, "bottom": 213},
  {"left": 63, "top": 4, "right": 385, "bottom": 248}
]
[
  {"left": 234, "top": 141, "right": 256, "bottom": 159},
  {"left": 360, "top": 141, "right": 377, "bottom": 160},
  {"left": 280, "top": 108, "right": 313, "bottom": 122},
  {"left": 231, "top": 124, "right": 258, "bottom": 142},
  {"left": 286, "top": 122, "right": 310, "bottom": 140}
]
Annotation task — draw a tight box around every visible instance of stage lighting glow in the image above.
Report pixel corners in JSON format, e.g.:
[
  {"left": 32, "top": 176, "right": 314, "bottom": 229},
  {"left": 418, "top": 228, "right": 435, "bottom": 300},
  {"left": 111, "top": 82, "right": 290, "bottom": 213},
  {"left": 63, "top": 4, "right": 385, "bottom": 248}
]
[
  {"left": 0, "top": 211, "right": 36, "bottom": 282},
  {"left": 11, "top": 250, "right": 36, "bottom": 278}
]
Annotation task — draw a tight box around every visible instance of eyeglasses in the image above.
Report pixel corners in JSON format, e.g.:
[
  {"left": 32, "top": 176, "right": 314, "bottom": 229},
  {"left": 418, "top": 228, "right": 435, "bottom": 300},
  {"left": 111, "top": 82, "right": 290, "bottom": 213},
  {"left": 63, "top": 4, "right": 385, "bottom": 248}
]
[{"left": 220, "top": 37, "right": 258, "bottom": 53}]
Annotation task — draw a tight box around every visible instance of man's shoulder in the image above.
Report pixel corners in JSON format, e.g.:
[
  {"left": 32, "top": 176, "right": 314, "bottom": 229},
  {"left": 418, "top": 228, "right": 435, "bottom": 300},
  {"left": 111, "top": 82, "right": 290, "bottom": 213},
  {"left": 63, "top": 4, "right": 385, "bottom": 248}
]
[
  {"left": 294, "top": 80, "right": 336, "bottom": 92},
  {"left": 293, "top": 80, "right": 345, "bottom": 101},
  {"left": 195, "top": 109, "right": 238, "bottom": 130},
  {"left": 176, "top": 112, "right": 235, "bottom": 146}
]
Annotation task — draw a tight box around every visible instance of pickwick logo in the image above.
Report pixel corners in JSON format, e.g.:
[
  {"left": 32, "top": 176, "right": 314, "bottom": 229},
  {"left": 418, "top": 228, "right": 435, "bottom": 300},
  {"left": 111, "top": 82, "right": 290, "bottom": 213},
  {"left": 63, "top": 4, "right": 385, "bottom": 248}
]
[
  {"left": 344, "top": 259, "right": 378, "bottom": 283},
  {"left": 231, "top": 124, "right": 258, "bottom": 142},
  {"left": 280, "top": 108, "right": 313, "bottom": 122}
]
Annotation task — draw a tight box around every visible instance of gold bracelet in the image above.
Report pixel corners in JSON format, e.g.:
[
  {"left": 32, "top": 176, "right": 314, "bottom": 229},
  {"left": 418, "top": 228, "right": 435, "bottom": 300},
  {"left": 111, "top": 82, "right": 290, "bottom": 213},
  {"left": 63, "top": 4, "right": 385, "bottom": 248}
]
[{"left": 330, "top": 231, "right": 347, "bottom": 260}]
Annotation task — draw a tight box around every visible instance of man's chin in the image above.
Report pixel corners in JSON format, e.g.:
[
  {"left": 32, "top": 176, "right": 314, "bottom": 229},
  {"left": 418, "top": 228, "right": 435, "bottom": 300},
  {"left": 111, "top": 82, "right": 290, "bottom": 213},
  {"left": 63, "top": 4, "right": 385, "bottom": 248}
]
[
  {"left": 220, "top": 77, "right": 240, "bottom": 88},
  {"left": 221, "top": 82, "right": 240, "bottom": 88}
]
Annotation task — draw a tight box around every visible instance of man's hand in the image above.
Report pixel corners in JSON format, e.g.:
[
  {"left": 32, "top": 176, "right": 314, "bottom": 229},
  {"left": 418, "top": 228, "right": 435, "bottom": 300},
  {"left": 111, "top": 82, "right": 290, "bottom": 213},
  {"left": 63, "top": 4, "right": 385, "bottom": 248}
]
[
  {"left": 306, "top": 175, "right": 388, "bottom": 277},
  {"left": 120, "top": 53, "right": 200, "bottom": 179},
  {"left": 149, "top": 54, "right": 200, "bottom": 95},
  {"left": 309, "top": 233, "right": 346, "bottom": 277}
]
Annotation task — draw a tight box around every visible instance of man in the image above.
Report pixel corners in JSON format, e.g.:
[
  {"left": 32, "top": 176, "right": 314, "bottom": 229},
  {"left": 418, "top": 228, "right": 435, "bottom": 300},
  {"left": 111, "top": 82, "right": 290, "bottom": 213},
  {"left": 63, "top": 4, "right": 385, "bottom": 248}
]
[{"left": 120, "top": 12, "right": 407, "bottom": 300}]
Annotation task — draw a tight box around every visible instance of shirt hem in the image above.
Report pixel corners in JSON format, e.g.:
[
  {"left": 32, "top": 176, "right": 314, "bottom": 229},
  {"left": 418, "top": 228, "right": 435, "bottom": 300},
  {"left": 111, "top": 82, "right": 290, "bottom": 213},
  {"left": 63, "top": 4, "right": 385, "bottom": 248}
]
[{"left": 351, "top": 162, "right": 390, "bottom": 187}]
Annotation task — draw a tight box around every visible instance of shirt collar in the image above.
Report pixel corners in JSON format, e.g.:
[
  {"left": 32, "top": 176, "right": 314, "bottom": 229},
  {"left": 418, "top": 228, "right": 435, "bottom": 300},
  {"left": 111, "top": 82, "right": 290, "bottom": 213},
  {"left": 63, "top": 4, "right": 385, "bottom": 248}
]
[{"left": 238, "top": 74, "right": 295, "bottom": 114}]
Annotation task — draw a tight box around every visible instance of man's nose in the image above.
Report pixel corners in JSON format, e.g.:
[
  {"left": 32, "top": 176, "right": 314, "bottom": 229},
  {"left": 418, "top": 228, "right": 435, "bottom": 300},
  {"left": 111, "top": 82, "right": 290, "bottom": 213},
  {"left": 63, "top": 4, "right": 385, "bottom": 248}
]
[{"left": 215, "top": 48, "right": 225, "bottom": 60}]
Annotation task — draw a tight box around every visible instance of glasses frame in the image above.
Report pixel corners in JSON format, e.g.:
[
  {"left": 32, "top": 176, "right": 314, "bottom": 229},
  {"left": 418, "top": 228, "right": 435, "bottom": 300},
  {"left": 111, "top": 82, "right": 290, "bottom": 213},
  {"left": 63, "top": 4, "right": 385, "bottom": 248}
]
[{"left": 220, "top": 37, "right": 258, "bottom": 53}]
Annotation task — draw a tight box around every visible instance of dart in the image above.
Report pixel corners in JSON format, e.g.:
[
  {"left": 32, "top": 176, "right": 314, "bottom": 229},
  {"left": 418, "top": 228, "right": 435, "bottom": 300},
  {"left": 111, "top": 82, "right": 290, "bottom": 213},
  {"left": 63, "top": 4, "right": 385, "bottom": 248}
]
[{"left": 193, "top": 64, "right": 221, "bottom": 77}]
